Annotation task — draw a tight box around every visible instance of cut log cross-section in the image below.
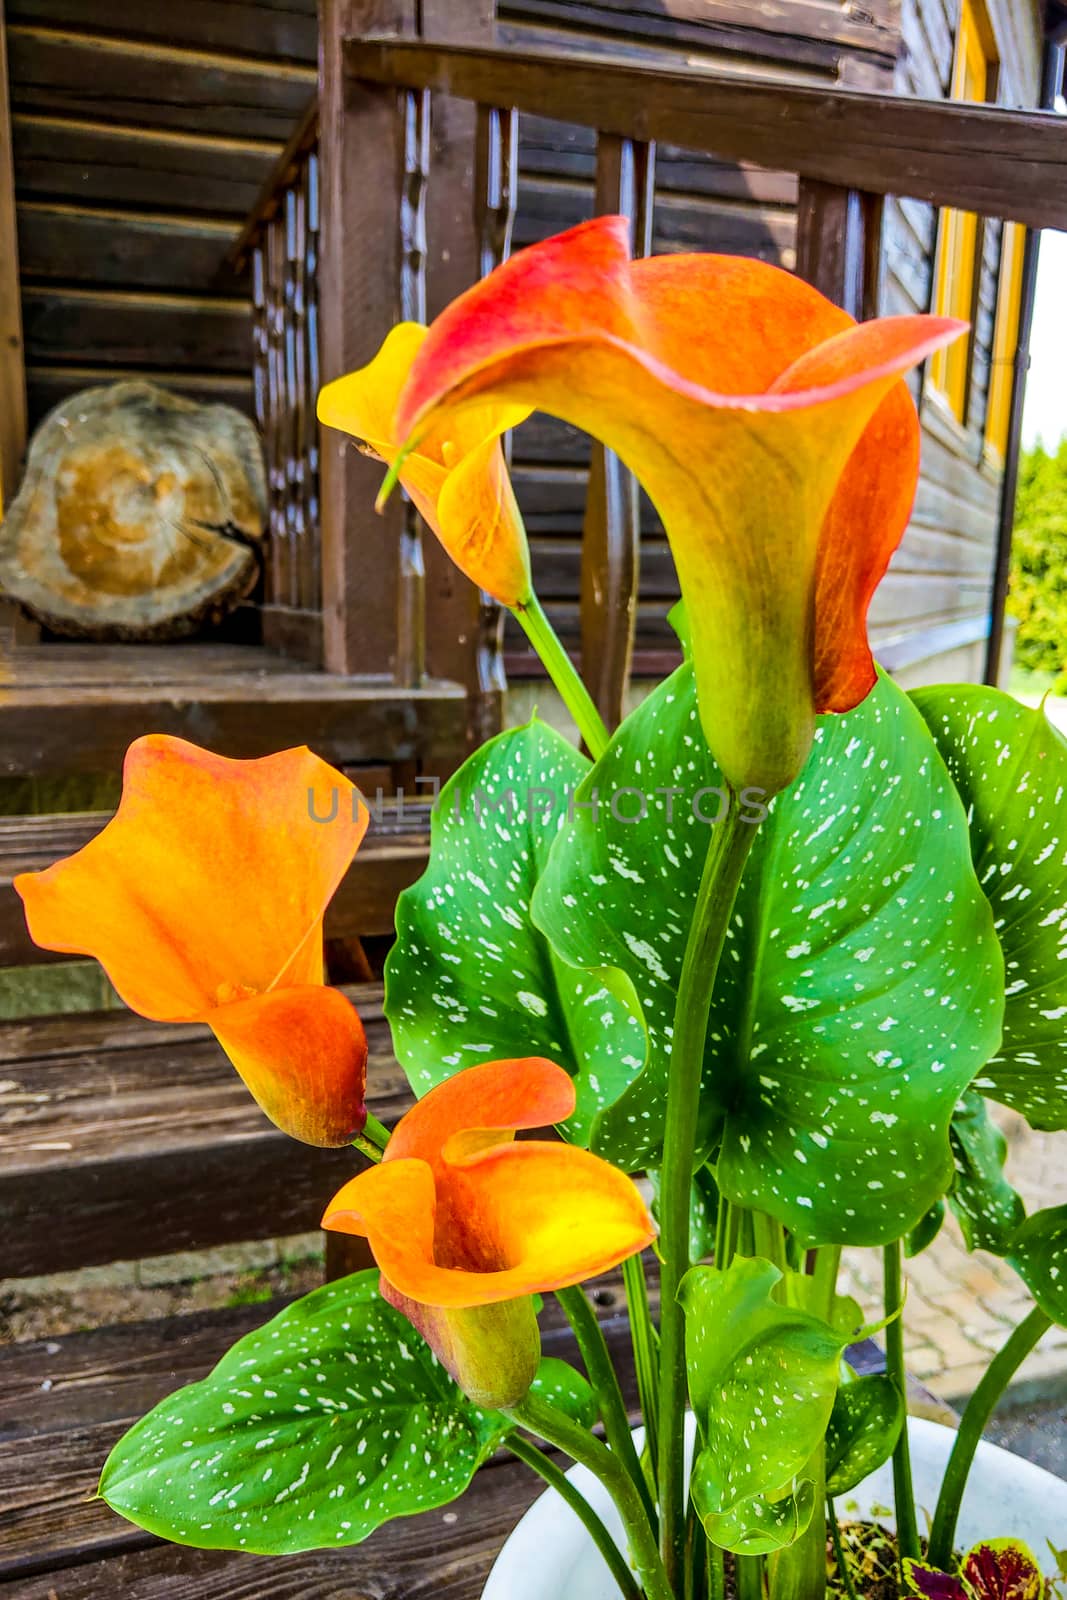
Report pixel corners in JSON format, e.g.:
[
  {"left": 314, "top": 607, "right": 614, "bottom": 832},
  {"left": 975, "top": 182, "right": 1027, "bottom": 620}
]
[{"left": 0, "top": 380, "right": 266, "bottom": 639}]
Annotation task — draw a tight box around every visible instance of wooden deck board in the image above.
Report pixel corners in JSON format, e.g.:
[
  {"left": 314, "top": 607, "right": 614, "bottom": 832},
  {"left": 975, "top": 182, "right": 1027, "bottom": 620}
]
[
  {"left": 0, "top": 803, "right": 432, "bottom": 964},
  {"left": 0, "top": 983, "right": 414, "bottom": 1277},
  {"left": 0, "top": 643, "right": 466, "bottom": 775}
]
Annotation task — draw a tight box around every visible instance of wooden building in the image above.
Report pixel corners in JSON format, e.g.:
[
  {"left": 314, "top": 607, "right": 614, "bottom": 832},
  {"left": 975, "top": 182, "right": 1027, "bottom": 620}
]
[{"left": 0, "top": 0, "right": 1060, "bottom": 788}]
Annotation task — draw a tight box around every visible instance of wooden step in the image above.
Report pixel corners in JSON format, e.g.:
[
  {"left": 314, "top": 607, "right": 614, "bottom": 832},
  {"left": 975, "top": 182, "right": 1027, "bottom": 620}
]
[
  {"left": 0, "top": 983, "right": 415, "bottom": 1279},
  {"left": 0, "top": 802, "right": 432, "bottom": 966},
  {"left": 0, "top": 1265, "right": 642, "bottom": 1594},
  {"left": 0, "top": 641, "right": 467, "bottom": 777}
]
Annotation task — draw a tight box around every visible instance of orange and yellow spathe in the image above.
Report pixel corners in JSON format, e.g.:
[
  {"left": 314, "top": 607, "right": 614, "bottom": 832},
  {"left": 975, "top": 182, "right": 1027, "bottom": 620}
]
[
  {"left": 323, "top": 1057, "right": 654, "bottom": 1409},
  {"left": 15, "top": 734, "right": 368, "bottom": 1147},
  {"left": 318, "top": 322, "right": 533, "bottom": 608},
  {"left": 391, "top": 217, "right": 966, "bottom": 794}
]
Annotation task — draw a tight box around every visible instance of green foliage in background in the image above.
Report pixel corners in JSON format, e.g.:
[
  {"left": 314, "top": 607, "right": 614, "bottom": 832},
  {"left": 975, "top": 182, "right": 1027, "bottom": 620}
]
[{"left": 1009, "top": 438, "right": 1067, "bottom": 687}]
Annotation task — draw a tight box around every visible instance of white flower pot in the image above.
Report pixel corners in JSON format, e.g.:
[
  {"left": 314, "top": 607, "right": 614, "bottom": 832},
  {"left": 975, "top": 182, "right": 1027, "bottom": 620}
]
[{"left": 482, "top": 1416, "right": 1067, "bottom": 1599}]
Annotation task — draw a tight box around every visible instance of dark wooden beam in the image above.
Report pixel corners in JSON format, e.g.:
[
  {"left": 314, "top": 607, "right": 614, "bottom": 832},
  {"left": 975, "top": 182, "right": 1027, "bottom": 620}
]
[
  {"left": 345, "top": 39, "right": 1067, "bottom": 230},
  {"left": 1046, "top": 2, "right": 1067, "bottom": 46},
  {"left": 0, "top": 0, "right": 27, "bottom": 507}
]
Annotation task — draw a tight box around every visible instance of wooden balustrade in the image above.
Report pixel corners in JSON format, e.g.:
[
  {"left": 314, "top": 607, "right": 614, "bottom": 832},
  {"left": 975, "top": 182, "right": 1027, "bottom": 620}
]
[
  {"left": 340, "top": 35, "right": 1064, "bottom": 727},
  {"left": 229, "top": 29, "right": 1065, "bottom": 734},
  {"left": 233, "top": 99, "right": 323, "bottom": 664}
]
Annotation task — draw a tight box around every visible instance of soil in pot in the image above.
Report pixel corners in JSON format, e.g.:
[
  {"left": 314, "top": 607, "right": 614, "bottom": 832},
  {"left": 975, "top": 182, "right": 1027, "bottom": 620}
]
[{"left": 711, "top": 1524, "right": 917, "bottom": 1600}]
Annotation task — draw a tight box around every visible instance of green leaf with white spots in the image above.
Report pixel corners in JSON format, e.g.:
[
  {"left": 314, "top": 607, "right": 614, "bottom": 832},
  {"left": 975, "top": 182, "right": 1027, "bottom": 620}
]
[
  {"left": 948, "top": 1090, "right": 1025, "bottom": 1255},
  {"left": 906, "top": 1200, "right": 946, "bottom": 1258},
  {"left": 912, "top": 687, "right": 1067, "bottom": 1130},
  {"left": 535, "top": 665, "right": 1004, "bottom": 1239},
  {"left": 384, "top": 717, "right": 644, "bottom": 1143},
  {"left": 99, "top": 1273, "right": 510, "bottom": 1554},
  {"left": 825, "top": 1373, "right": 904, "bottom": 1496},
  {"left": 690, "top": 1460, "right": 816, "bottom": 1556},
  {"left": 680, "top": 1257, "right": 844, "bottom": 1554},
  {"left": 529, "top": 1358, "right": 598, "bottom": 1428},
  {"left": 1007, "top": 1204, "right": 1067, "bottom": 1324}
]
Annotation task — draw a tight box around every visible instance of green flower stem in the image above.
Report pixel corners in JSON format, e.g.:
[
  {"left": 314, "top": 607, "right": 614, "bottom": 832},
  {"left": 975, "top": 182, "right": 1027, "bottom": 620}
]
[
  {"left": 557, "top": 1284, "right": 657, "bottom": 1528},
  {"left": 714, "top": 1196, "right": 731, "bottom": 1269},
  {"left": 513, "top": 592, "right": 611, "bottom": 758},
  {"left": 507, "top": 1390, "right": 674, "bottom": 1600},
  {"left": 507, "top": 1431, "right": 645, "bottom": 1600},
  {"left": 827, "top": 1497, "right": 860, "bottom": 1600},
  {"left": 812, "top": 1245, "right": 842, "bottom": 1318},
  {"left": 883, "top": 1240, "right": 920, "bottom": 1567},
  {"left": 768, "top": 1442, "right": 825, "bottom": 1600},
  {"left": 735, "top": 1553, "right": 764, "bottom": 1600},
  {"left": 513, "top": 588, "right": 664, "bottom": 1532},
  {"left": 350, "top": 1130, "right": 384, "bottom": 1164},
  {"left": 707, "top": 1542, "right": 726, "bottom": 1600},
  {"left": 752, "top": 1212, "right": 787, "bottom": 1275},
  {"left": 658, "top": 806, "right": 758, "bottom": 1587},
  {"left": 362, "top": 1110, "right": 391, "bottom": 1149},
  {"left": 927, "top": 1302, "right": 1051, "bottom": 1569},
  {"left": 623, "top": 1252, "right": 661, "bottom": 1490}
]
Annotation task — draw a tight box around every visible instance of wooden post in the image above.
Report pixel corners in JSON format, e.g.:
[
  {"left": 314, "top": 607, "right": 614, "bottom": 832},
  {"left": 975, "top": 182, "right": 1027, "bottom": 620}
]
[
  {"left": 318, "top": 0, "right": 497, "bottom": 758},
  {"left": 318, "top": 0, "right": 415, "bottom": 679},
  {"left": 580, "top": 135, "right": 656, "bottom": 732},
  {"left": 420, "top": 0, "right": 503, "bottom": 752},
  {"left": 0, "top": 0, "right": 27, "bottom": 511},
  {"left": 795, "top": 178, "right": 883, "bottom": 318}
]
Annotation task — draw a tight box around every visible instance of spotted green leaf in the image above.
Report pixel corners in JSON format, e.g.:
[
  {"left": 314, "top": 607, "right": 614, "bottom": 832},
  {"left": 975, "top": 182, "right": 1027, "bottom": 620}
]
[
  {"left": 535, "top": 666, "right": 1003, "bottom": 1241},
  {"left": 384, "top": 717, "right": 644, "bottom": 1143},
  {"left": 907, "top": 1200, "right": 946, "bottom": 1258},
  {"left": 680, "top": 1256, "right": 845, "bottom": 1554},
  {"left": 912, "top": 687, "right": 1067, "bottom": 1130},
  {"left": 530, "top": 1358, "right": 598, "bottom": 1428},
  {"left": 99, "top": 1273, "right": 509, "bottom": 1554},
  {"left": 1007, "top": 1204, "right": 1067, "bottom": 1324},
  {"left": 948, "top": 1089, "right": 1025, "bottom": 1255},
  {"left": 825, "top": 1372, "right": 904, "bottom": 1496}
]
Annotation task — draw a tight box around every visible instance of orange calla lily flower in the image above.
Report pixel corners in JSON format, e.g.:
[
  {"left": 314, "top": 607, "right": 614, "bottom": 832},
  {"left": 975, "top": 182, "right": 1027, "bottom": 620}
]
[
  {"left": 317, "top": 321, "right": 533, "bottom": 607},
  {"left": 391, "top": 216, "right": 967, "bottom": 794},
  {"left": 322, "top": 1057, "right": 655, "bottom": 1408},
  {"left": 15, "top": 735, "right": 368, "bottom": 1147}
]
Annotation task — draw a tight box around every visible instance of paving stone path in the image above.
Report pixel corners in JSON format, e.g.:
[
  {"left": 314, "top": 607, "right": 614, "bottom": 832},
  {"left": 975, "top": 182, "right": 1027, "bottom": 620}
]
[{"left": 841, "top": 1112, "right": 1067, "bottom": 1403}]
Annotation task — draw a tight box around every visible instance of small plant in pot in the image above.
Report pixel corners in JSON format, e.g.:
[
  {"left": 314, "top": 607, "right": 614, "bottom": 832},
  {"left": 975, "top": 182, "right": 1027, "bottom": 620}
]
[{"left": 18, "top": 217, "right": 1067, "bottom": 1598}]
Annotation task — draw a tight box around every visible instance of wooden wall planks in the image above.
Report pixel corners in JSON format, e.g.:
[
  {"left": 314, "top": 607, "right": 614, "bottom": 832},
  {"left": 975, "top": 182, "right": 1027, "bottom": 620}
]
[
  {"left": 3, "top": 1, "right": 316, "bottom": 454},
  {"left": 880, "top": 0, "right": 1044, "bottom": 681}
]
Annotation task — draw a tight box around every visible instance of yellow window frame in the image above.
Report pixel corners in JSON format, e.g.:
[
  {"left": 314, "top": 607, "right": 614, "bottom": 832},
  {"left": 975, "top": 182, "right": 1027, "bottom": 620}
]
[
  {"left": 928, "top": 0, "right": 996, "bottom": 422},
  {"left": 985, "top": 220, "right": 1026, "bottom": 461}
]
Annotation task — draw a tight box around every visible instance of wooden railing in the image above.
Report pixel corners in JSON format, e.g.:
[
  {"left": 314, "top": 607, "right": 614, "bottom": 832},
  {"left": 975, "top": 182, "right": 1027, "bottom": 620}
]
[
  {"left": 232, "top": 99, "right": 323, "bottom": 665},
  {"left": 231, "top": 14, "right": 1065, "bottom": 752},
  {"left": 329, "top": 33, "right": 1064, "bottom": 732}
]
